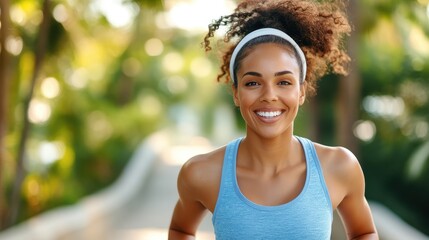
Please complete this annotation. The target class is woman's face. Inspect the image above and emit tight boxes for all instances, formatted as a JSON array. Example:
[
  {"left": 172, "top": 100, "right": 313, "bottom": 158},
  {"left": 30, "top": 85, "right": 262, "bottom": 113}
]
[{"left": 233, "top": 43, "right": 306, "bottom": 139}]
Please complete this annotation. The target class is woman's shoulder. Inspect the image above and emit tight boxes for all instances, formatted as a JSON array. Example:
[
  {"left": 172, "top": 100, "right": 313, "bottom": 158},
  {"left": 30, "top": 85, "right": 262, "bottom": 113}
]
[
  {"left": 312, "top": 141, "right": 366, "bottom": 208},
  {"left": 312, "top": 142, "right": 364, "bottom": 184},
  {"left": 313, "top": 142, "right": 357, "bottom": 164},
  {"left": 182, "top": 144, "right": 225, "bottom": 174},
  {"left": 177, "top": 146, "right": 226, "bottom": 211},
  {"left": 178, "top": 146, "right": 226, "bottom": 191}
]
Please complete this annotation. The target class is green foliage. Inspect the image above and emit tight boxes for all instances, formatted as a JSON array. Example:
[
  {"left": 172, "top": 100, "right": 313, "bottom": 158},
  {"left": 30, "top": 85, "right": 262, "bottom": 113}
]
[
  {"left": 4, "top": 0, "right": 234, "bottom": 226},
  {"left": 3, "top": 0, "right": 429, "bottom": 236},
  {"left": 353, "top": 0, "right": 429, "bottom": 234}
]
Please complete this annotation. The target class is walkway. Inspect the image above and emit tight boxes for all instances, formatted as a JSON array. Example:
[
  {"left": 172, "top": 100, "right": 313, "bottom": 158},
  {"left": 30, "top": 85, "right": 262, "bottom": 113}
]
[{"left": 109, "top": 136, "right": 216, "bottom": 240}]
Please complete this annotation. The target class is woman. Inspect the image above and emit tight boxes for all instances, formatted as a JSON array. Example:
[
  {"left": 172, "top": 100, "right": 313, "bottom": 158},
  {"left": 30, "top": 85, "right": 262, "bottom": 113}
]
[{"left": 169, "top": 0, "right": 378, "bottom": 239}]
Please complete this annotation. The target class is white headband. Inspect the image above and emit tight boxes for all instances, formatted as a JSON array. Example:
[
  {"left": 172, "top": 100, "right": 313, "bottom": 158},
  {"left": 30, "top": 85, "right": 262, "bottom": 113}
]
[{"left": 229, "top": 28, "right": 307, "bottom": 84}]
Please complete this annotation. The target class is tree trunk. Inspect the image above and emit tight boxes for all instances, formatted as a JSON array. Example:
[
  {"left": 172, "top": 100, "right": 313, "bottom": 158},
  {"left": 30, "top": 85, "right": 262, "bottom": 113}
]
[
  {"left": 336, "top": 0, "right": 361, "bottom": 155},
  {"left": 8, "top": 0, "right": 51, "bottom": 226},
  {"left": 307, "top": 98, "right": 321, "bottom": 142},
  {"left": 0, "top": 0, "right": 12, "bottom": 229}
]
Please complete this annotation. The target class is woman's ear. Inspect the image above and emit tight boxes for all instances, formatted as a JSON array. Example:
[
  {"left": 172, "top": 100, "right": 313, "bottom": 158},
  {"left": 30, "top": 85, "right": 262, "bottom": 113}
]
[
  {"left": 232, "top": 85, "right": 240, "bottom": 107},
  {"left": 299, "top": 82, "right": 307, "bottom": 105}
]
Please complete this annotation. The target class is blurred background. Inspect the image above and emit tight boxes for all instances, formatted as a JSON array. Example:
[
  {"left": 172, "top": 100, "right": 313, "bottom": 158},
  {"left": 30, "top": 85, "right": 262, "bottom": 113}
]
[{"left": 0, "top": 0, "right": 428, "bottom": 239}]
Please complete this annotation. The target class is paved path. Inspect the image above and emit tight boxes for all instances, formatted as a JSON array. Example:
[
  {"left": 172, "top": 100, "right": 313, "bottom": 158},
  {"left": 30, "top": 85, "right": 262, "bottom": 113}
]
[{"left": 109, "top": 139, "right": 216, "bottom": 240}]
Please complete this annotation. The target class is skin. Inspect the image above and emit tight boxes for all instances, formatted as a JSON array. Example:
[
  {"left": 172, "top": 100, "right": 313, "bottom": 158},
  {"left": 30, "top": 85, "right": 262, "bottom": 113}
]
[{"left": 169, "top": 43, "right": 378, "bottom": 240}]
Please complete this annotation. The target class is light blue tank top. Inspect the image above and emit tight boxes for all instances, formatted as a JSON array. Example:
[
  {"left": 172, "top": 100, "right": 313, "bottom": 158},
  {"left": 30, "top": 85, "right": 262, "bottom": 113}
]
[{"left": 212, "top": 136, "right": 333, "bottom": 239}]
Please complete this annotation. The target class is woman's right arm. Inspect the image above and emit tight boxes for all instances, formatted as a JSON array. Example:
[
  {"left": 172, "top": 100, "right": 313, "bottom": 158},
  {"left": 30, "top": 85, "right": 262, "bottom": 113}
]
[{"left": 168, "top": 158, "right": 209, "bottom": 239}]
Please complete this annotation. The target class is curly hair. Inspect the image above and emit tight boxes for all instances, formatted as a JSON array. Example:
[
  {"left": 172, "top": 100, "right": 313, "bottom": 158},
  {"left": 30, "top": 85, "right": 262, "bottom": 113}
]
[{"left": 203, "top": 0, "right": 351, "bottom": 96}]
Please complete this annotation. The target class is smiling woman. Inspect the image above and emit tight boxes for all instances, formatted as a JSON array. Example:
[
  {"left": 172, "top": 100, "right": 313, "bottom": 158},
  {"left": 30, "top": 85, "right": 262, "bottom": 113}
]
[
  {"left": 168, "top": 0, "right": 379, "bottom": 239},
  {"left": 232, "top": 43, "right": 304, "bottom": 140}
]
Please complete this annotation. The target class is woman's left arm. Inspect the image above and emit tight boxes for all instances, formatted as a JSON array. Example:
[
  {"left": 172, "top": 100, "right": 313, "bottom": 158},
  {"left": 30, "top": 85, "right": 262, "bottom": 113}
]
[{"left": 336, "top": 149, "right": 378, "bottom": 240}]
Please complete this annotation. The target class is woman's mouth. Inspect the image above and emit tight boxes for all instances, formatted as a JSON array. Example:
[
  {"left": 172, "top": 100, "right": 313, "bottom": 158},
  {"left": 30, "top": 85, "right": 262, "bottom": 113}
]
[{"left": 255, "top": 110, "right": 283, "bottom": 118}]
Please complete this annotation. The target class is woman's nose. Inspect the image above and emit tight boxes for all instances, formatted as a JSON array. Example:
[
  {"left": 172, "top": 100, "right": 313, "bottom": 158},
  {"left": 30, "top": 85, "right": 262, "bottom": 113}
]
[{"left": 259, "top": 85, "right": 278, "bottom": 102}]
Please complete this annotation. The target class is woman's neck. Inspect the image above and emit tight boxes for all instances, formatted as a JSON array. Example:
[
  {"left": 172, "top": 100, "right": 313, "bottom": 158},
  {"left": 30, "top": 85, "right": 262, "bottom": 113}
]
[{"left": 239, "top": 131, "right": 302, "bottom": 173}]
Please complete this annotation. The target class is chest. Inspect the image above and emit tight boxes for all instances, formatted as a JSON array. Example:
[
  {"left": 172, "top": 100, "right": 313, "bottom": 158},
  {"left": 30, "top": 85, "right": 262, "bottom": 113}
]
[
  {"left": 212, "top": 162, "right": 333, "bottom": 240},
  {"left": 236, "top": 162, "right": 307, "bottom": 206},
  {"left": 212, "top": 167, "right": 333, "bottom": 240}
]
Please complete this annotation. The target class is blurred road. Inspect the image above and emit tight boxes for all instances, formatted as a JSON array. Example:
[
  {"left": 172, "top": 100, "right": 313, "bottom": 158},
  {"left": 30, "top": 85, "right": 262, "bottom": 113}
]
[{"left": 109, "top": 137, "right": 216, "bottom": 240}]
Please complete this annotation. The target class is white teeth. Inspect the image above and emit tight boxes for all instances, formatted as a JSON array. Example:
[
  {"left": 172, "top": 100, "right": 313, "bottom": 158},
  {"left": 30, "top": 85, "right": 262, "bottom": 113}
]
[{"left": 256, "top": 111, "right": 282, "bottom": 118}]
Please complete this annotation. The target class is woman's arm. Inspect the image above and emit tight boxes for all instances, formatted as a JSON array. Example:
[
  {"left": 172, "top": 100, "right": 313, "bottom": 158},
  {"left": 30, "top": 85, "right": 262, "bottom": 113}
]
[
  {"left": 338, "top": 195, "right": 378, "bottom": 240},
  {"left": 168, "top": 158, "right": 209, "bottom": 240},
  {"left": 169, "top": 199, "right": 207, "bottom": 239},
  {"left": 336, "top": 149, "right": 378, "bottom": 240}
]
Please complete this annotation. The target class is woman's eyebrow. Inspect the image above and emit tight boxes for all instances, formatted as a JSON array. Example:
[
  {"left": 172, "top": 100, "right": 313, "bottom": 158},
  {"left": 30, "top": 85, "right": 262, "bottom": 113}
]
[
  {"left": 242, "top": 70, "right": 293, "bottom": 77},
  {"left": 242, "top": 70, "right": 293, "bottom": 78},
  {"left": 242, "top": 71, "right": 262, "bottom": 78},
  {"left": 274, "top": 70, "right": 293, "bottom": 76}
]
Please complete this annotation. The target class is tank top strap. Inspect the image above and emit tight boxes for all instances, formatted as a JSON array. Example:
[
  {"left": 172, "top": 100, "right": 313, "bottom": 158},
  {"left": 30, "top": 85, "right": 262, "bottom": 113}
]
[
  {"left": 212, "top": 137, "right": 243, "bottom": 221},
  {"left": 296, "top": 136, "right": 333, "bottom": 213}
]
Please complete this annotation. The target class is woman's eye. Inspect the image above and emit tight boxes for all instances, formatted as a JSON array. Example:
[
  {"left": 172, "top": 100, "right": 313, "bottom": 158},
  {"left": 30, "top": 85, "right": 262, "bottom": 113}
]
[
  {"left": 278, "top": 80, "right": 291, "bottom": 85},
  {"left": 245, "top": 81, "right": 259, "bottom": 86}
]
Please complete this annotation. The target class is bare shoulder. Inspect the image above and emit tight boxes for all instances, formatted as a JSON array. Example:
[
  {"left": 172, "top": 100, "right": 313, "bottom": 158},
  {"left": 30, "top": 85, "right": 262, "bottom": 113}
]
[
  {"left": 313, "top": 142, "right": 366, "bottom": 209},
  {"left": 313, "top": 143, "right": 378, "bottom": 238},
  {"left": 313, "top": 142, "right": 363, "bottom": 182},
  {"left": 179, "top": 146, "right": 225, "bottom": 184},
  {"left": 177, "top": 146, "right": 225, "bottom": 211}
]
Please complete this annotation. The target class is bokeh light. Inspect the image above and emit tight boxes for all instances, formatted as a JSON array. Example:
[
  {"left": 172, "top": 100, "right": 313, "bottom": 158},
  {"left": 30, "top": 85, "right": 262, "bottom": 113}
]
[
  {"left": 28, "top": 99, "right": 51, "bottom": 124},
  {"left": 400, "top": 119, "right": 429, "bottom": 139},
  {"left": 145, "top": 38, "right": 164, "bottom": 56},
  {"left": 38, "top": 141, "right": 65, "bottom": 165},
  {"left": 5, "top": 36, "right": 23, "bottom": 56},
  {"left": 166, "top": 76, "right": 188, "bottom": 95},
  {"left": 90, "top": 0, "right": 138, "bottom": 28},
  {"left": 163, "top": 52, "right": 184, "bottom": 72},
  {"left": 67, "top": 68, "right": 89, "bottom": 89},
  {"left": 363, "top": 95, "right": 405, "bottom": 119},
  {"left": 41, "top": 77, "right": 61, "bottom": 99},
  {"left": 409, "top": 26, "right": 429, "bottom": 56},
  {"left": 10, "top": 5, "right": 26, "bottom": 25},
  {"left": 53, "top": 4, "right": 69, "bottom": 23},
  {"left": 353, "top": 120, "right": 376, "bottom": 142},
  {"left": 415, "top": 121, "right": 429, "bottom": 139},
  {"left": 155, "top": 13, "right": 169, "bottom": 29},
  {"left": 164, "top": 0, "right": 235, "bottom": 31},
  {"left": 190, "top": 57, "right": 212, "bottom": 78}
]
